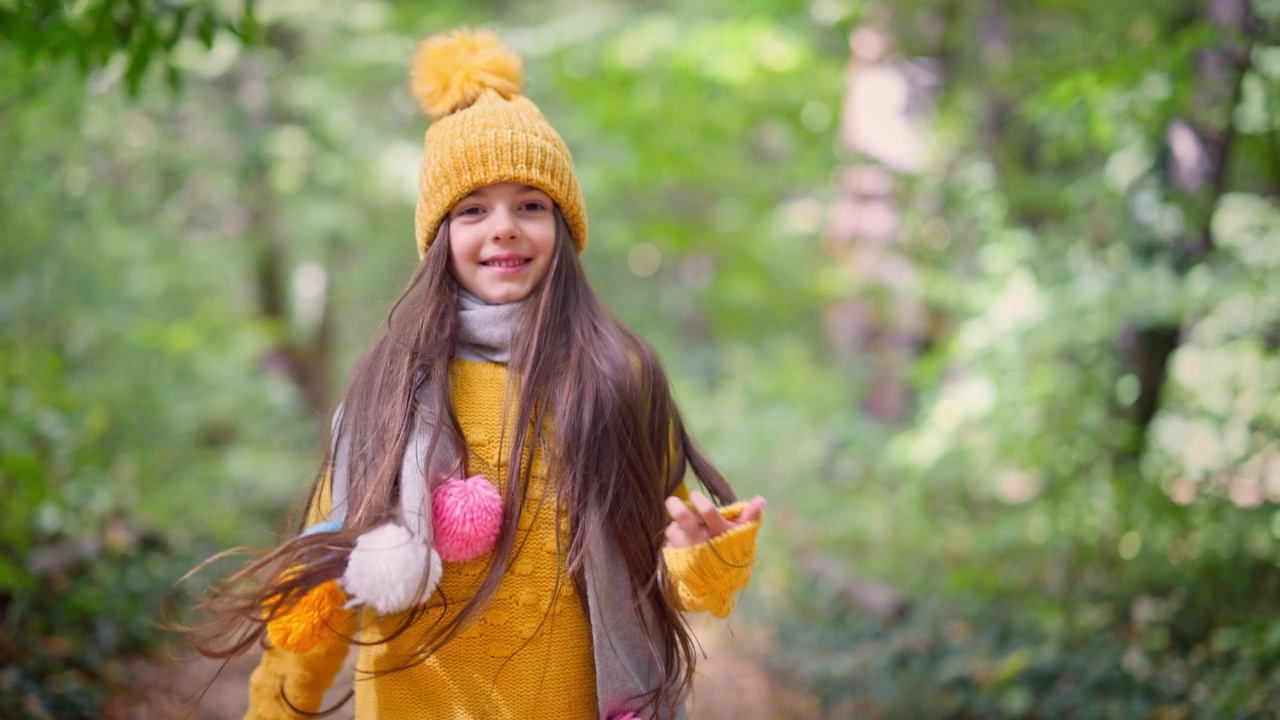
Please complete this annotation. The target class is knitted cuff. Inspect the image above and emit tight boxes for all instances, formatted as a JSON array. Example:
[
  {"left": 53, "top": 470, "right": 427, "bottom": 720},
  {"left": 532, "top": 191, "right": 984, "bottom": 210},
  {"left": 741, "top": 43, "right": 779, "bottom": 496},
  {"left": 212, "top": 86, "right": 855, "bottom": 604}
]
[
  {"left": 663, "top": 501, "right": 761, "bottom": 618},
  {"left": 247, "top": 623, "right": 354, "bottom": 719}
]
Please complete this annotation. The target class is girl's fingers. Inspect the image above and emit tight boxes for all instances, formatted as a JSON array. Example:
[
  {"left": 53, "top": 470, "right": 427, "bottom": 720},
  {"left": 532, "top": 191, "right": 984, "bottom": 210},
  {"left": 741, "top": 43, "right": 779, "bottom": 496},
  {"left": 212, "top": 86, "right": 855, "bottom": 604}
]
[
  {"left": 664, "top": 495, "right": 689, "bottom": 524},
  {"left": 664, "top": 521, "right": 691, "bottom": 548},
  {"left": 665, "top": 518, "right": 704, "bottom": 548},
  {"left": 738, "top": 496, "right": 767, "bottom": 524},
  {"left": 665, "top": 493, "right": 768, "bottom": 547},
  {"left": 664, "top": 496, "right": 707, "bottom": 544},
  {"left": 690, "top": 491, "right": 732, "bottom": 538}
]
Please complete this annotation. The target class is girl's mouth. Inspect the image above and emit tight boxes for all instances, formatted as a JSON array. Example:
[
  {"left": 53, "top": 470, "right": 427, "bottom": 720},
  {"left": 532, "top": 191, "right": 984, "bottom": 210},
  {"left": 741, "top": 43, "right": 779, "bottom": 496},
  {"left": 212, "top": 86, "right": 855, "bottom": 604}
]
[{"left": 482, "top": 257, "right": 531, "bottom": 268}]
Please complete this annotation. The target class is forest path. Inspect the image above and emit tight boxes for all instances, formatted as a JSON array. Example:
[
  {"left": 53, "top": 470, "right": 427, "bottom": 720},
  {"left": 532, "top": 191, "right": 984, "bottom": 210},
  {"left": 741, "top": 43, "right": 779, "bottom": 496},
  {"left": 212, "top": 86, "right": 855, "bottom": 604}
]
[{"left": 112, "top": 614, "right": 794, "bottom": 719}]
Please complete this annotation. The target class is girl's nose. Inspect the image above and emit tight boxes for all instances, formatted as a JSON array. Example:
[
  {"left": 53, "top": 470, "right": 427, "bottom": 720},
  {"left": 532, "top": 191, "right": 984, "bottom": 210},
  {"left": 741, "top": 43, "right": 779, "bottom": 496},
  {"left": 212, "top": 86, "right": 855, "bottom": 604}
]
[{"left": 489, "top": 205, "right": 518, "bottom": 241}]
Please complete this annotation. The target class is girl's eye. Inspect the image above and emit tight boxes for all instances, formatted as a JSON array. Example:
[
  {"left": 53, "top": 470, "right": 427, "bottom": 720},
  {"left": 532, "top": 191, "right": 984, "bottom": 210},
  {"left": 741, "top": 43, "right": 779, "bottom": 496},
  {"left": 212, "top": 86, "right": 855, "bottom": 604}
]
[
  {"left": 454, "top": 206, "right": 484, "bottom": 217},
  {"left": 520, "top": 201, "right": 549, "bottom": 212}
]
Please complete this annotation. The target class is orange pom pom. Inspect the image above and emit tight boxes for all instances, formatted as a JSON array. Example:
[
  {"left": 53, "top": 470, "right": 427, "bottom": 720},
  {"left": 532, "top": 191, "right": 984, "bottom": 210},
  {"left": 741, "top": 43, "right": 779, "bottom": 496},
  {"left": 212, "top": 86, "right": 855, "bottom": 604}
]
[
  {"left": 410, "top": 28, "right": 524, "bottom": 120},
  {"left": 266, "top": 579, "right": 346, "bottom": 653}
]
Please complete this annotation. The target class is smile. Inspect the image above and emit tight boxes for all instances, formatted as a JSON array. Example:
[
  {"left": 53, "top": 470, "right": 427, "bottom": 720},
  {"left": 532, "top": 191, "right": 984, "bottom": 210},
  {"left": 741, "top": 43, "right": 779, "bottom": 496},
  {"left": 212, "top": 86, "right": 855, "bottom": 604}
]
[{"left": 482, "top": 258, "right": 531, "bottom": 268}]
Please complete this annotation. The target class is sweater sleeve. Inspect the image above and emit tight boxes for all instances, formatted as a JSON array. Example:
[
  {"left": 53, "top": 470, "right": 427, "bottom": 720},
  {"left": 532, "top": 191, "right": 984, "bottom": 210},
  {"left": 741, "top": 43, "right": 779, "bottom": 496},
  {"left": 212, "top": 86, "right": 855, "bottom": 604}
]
[
  {"left": 244, "top": 621, "right": 355, "bottom": 719},
  {"left": 244, "top": 470, "right": 356, "bottom": 719},
  {"left": 662, "top": 499, "right": 761, "bottom": 618}
]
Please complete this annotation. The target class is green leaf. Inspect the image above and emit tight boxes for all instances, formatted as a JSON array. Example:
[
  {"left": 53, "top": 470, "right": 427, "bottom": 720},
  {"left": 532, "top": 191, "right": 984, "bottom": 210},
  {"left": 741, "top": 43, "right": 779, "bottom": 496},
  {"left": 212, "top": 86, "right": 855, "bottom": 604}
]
[{"left": 196, "top": 11, "right": 215, "bottom": 48}]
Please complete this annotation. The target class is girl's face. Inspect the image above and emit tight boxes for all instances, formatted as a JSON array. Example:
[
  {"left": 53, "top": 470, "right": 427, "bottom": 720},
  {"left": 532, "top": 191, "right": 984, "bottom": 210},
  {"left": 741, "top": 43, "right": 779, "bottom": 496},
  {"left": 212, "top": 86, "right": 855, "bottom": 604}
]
[{"left": 447, "top": 182, "right": 557, "bottom": 304}]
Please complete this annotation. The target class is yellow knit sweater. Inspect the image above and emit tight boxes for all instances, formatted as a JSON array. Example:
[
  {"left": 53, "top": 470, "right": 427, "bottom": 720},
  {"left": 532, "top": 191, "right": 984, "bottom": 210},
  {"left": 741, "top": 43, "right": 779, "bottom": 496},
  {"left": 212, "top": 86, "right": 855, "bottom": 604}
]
[{"left": 245, "top": 360, "right": 760, "bottom": 719}]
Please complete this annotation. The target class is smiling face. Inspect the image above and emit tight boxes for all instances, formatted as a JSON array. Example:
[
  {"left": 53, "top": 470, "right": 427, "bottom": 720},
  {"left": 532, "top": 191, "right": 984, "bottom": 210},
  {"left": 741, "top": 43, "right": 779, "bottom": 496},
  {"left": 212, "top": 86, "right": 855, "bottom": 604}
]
[{"left": 446, "top": 182, "right": 558, "bottom": 304}]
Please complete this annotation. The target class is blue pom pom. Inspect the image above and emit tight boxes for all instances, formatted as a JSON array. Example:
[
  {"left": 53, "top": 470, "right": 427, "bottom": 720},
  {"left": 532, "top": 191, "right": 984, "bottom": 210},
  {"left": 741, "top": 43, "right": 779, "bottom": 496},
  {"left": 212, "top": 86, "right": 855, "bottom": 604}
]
[{"left": 302, "top": 520, "right": 343, "bottom": 537}]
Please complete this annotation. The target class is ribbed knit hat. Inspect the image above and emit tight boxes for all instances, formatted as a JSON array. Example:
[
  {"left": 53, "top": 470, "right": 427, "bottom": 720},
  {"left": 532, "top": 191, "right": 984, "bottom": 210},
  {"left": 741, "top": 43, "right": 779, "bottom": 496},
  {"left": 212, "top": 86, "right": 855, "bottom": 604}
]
[{"left": 410, "top": 29, "right": 587, "bottom": 257}]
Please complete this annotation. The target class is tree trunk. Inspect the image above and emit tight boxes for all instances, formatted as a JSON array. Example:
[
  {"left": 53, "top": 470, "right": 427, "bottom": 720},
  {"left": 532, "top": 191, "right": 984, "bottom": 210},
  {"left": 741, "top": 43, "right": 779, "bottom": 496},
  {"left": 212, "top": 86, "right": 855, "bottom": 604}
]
[
  {"left": 232, "top": 39, "right": 334, "bottom": 428},
  {"left": 823, "top": 18, "right": 933, "bottom": 424},
  {"left": 1112, "top": 0, "right": 1252, "bottom": 471}
]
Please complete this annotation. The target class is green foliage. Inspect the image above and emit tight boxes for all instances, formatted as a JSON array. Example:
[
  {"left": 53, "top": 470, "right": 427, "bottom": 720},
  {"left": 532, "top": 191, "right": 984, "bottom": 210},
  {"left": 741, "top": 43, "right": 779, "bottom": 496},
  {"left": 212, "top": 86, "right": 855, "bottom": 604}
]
[
  {"left": 1, "top": 0, "right": 261, "bottom": 95},
  {"left": 0, "top": 531, "right": 195, "bottom": 718},
  {"left": 0, "top": 37, "right": 314, "bottom": 716},
  {"left": 2, "top": 0, "right": 1278, "bottom": 716},
  {"left": 742, "top": 1, "right": 1280, "bottom": 716},
  {"left": 769, "top": 583, "right": 1280, "bottom": 719}
]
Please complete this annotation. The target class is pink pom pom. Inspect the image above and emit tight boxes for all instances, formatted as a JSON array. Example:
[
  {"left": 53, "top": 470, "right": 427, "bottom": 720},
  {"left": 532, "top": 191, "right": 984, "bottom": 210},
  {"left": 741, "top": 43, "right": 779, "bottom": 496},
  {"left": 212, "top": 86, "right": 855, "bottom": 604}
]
[
  {"left": 602, "top": 698, "right": 643, "bottom": 720},
  {"left": 432, "top": 475, "right": 503, "bottom": 562}
]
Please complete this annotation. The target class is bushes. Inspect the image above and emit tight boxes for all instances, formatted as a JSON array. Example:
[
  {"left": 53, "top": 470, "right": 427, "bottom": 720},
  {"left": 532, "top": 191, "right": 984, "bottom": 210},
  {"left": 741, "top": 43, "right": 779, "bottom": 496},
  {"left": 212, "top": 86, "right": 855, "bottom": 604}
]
[
  {"left": 0, "top": 515, "right": 194, "bottom": 718},
  {"left": 769, "top": 554, "right": 1280, "bottom": 719}
]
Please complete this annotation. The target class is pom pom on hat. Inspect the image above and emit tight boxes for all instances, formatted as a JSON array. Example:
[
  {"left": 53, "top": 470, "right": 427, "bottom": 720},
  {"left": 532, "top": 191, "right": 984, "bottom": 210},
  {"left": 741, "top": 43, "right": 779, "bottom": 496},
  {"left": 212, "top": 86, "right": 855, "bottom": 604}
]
[
  {"left": 432, "top": 475, "right": 503, "bottom": 563},
  {"left": 410, "top": 29, "right": 523, "bottom": 120},
  {"left": 341, "top": 522, "right": 443, "bottom": 615},
  {"left": 266, "top": 579, "right": 347, "bottom": 653}
]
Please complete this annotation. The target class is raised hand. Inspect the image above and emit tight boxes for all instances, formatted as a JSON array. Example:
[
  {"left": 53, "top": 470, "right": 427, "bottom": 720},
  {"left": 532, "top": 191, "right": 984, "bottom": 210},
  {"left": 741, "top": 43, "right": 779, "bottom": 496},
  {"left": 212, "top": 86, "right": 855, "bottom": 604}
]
[{"left": 663, "top": 490, "right": 766, "bottom": 549}]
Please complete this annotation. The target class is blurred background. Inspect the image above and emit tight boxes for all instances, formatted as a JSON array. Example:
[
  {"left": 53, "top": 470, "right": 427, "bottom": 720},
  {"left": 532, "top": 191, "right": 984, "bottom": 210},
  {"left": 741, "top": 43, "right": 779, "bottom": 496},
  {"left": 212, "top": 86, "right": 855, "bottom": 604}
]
[{"left": 3, "top": 0, "right": 1279, "bottom": 717}]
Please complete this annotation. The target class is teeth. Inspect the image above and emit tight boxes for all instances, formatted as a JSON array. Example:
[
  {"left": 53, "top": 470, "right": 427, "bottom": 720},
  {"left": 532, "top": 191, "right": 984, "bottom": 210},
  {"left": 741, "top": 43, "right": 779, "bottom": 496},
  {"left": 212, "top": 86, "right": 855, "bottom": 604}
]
[{"left": 486, "top": 259, "right": 525, "bottom": 267}]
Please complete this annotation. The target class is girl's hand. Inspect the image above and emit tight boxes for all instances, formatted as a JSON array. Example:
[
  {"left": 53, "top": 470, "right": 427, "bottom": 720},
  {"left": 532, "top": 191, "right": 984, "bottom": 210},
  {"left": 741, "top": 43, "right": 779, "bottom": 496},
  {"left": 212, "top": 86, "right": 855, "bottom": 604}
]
[{"left": 663, "top": 491, "right": 766, "bottom": 549}]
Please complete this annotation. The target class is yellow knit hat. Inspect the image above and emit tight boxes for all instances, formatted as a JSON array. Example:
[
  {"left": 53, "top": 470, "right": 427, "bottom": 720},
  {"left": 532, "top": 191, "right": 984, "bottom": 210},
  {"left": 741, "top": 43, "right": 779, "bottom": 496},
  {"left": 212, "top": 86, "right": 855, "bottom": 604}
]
[{"left": 410, "top": 29, "right": 587, "bottom": 257}]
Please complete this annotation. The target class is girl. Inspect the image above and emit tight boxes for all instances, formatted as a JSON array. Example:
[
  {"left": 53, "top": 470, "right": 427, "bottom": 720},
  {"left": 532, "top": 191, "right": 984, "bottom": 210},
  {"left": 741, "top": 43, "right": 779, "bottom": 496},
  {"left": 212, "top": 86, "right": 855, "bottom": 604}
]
[{"left": 198, "top": 28, "right": 764, "bottom": 720}]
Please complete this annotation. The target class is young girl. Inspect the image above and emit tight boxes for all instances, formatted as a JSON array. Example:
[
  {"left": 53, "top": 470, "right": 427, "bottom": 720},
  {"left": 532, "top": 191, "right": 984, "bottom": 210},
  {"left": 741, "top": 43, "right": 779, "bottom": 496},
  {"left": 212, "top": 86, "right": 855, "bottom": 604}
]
[{"left": 200, "top": 28, "right": 764, "bottom": 720}]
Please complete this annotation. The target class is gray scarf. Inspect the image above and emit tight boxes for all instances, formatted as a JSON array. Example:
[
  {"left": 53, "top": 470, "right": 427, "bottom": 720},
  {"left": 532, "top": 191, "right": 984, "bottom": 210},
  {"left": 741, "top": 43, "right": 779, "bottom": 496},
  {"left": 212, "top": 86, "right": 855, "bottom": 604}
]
[{"left": 328, "top": 287, "right": 685, "bottom": 719}]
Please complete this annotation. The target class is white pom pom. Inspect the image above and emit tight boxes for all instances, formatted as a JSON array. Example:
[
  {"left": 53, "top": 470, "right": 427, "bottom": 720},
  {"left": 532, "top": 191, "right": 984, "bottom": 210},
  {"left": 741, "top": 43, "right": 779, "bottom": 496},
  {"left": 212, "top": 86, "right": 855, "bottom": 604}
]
[{"left": 341, "top": 523, "right": 443, "bottom": 615}]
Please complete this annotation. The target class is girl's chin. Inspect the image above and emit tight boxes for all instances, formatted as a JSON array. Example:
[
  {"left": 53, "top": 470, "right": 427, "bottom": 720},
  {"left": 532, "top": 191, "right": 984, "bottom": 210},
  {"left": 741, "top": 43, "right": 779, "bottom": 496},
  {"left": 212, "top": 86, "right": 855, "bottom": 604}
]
[{"left": 474, "top": 286, "right": 533, "bottom": 304}]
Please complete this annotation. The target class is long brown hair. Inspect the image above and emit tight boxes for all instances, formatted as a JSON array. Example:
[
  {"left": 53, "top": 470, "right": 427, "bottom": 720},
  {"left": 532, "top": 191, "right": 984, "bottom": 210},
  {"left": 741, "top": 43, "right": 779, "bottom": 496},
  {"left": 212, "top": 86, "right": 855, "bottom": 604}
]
[{"left": 191, "top": 209, "right": 735, "bottom": 715}]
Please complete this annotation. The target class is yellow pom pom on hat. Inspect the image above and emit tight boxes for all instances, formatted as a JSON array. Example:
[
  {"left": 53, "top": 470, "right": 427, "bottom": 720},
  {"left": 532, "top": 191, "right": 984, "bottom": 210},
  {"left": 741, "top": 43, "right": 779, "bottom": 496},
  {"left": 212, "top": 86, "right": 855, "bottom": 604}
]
[{"left": 410, "top": 28, "right": 587, "bottom": 257}]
